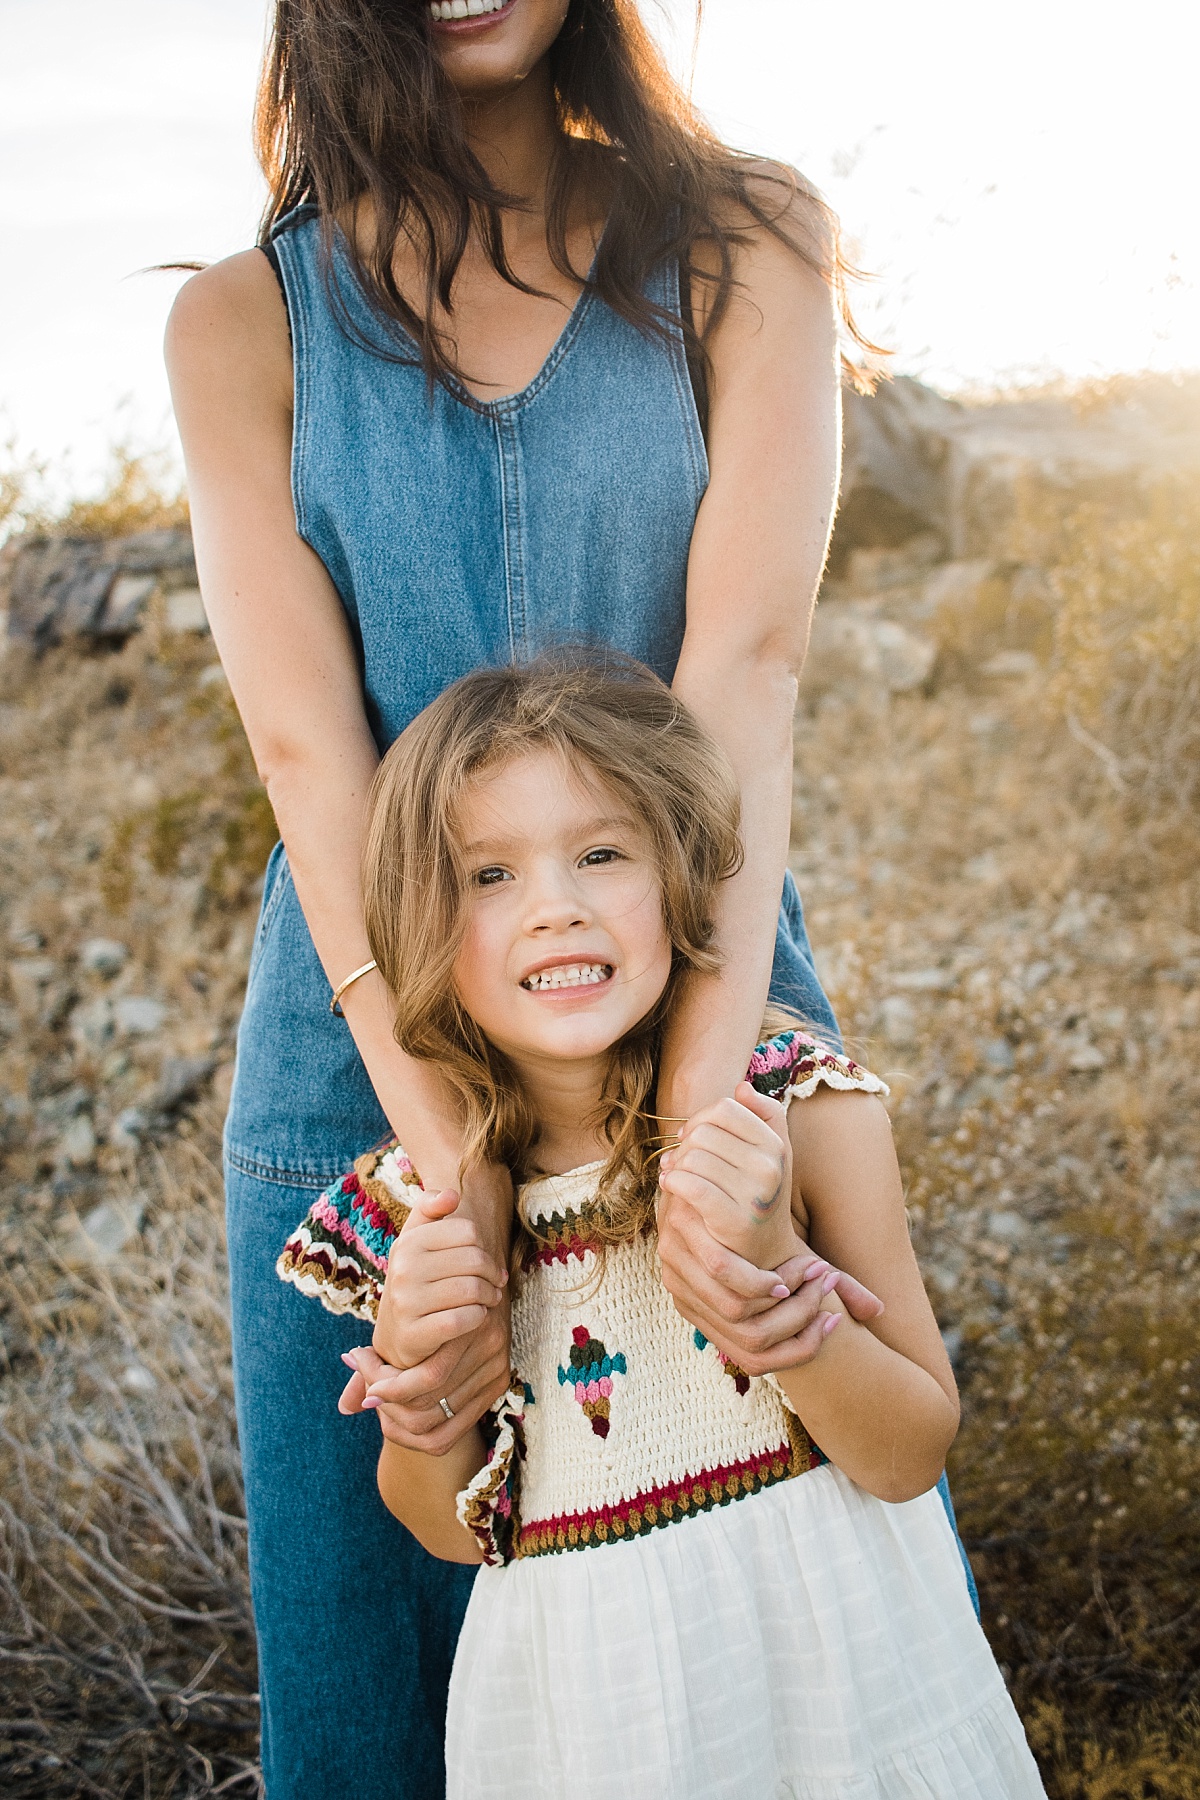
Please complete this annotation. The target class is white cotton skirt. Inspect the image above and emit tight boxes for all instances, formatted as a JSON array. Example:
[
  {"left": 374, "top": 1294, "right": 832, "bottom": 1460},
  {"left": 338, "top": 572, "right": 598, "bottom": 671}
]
[{"left": 445, "top": 1464, "right": 1045, "bottom": 1800}]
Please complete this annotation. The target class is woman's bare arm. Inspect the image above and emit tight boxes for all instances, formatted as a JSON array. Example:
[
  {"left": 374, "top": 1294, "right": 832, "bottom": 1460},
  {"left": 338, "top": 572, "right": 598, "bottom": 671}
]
[
  {"left": 165, "top": 252, "right": 510, "bottom": 1414},
  {"left": 774, "top": 1091, "right": 959, "bottom": 1502},
  {"left": 655, "top": 188, "right": 845, "bottom": 1358},
  {"left": 661, "top": 193, "right": 841, "bottom": 1122}
]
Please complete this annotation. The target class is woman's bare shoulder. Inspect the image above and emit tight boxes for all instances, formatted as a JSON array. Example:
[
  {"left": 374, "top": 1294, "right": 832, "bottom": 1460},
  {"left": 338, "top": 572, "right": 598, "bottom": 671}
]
[{"left": 165, "top": 249, "right": 291, "bottom": 405}]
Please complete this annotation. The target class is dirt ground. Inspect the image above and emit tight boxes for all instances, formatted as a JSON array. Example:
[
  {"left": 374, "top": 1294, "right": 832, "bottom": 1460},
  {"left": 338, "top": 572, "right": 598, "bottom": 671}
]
[{"left": 0, "top": 520, "right": 1197, "bottom": 1794}]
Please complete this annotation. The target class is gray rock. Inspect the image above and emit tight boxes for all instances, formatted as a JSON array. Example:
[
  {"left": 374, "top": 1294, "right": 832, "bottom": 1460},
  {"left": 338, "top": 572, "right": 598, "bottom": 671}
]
[
  {"left": 1065, "top": 1037, "right": 1106, "bottom": 1072},
  {"left": 197, "top": 662, "right": 229, "bottom": 690},
  {"left": 70, "top": 997, "right": 115, "bottom": 1056},
  {"left": 113, "top": 996, "right": 166, "bottom": 1037},
  {"left": 80, "top": 937, "right": 128, "bottom": 979},
  {"left": 57, "top": 1114, "right": 96, "bottom": 1169},
  {"left": 165, "top": 586, "right": 208, "bottom": 633},
  {"left": 987, "top": 1210, "right": 1028, "bottom": 1244},
  {"left": 110, "top": 1107, "right": 148, "bottom": 1151},
  {"left": 940, "top": 1326, "right": 965, "bottom": 1367},
  {"left": 150, "top": 1054, "right": 216, "bottom": 1113},
  {"left": 2, "top": 528, "right": 196, "bottom": 649},
  {"left": 120, "top": 1363, "right": 157, "bottom": 1395},
  {"left": 979, "top": 1037, "right": 1015, "bottom": 1074},
  {"left": 805, "top": 607, "right": 936, "bottom": 701},
  {"left": 72, "top": 1199, "right": 144, "bottom": 1261}
]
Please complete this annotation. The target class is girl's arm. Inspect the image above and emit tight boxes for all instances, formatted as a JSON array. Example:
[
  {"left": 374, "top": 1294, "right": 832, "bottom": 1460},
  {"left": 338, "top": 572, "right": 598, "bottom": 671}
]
[
  {"left": 165, "top": 253, "right": 511, "bottom": 1404},
  {"left": 774, "top": 1090, "right": 959, "bottom": 1502},
  {"left": 376, "top": 1432, "right": 485, "bottom": 1564},
  {"left": 661, "top": 188, "right": 841, "bottom": 1122},
  {"left": 660, "top": 1086, "right": 957, "bottom": 1503}
]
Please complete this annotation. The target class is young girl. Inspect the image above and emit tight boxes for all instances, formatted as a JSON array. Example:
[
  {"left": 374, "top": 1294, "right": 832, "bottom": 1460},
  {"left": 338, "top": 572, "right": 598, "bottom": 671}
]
[{"left": 279, "top": 657, "right": 1045, "bottom": 1800}]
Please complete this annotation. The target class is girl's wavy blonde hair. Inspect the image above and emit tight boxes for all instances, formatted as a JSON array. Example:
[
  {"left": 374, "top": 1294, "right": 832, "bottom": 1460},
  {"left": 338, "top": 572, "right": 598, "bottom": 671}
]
[{"left": 361, "top": 652, "right": 741, "bottom": 1244}]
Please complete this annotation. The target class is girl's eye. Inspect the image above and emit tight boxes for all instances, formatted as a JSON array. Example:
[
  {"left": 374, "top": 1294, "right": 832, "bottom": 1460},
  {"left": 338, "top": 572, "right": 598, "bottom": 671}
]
[
  {"left": 474, "top": 866, "right": 512, "bottom": 887},
  {"left": 579, "top": 847, "right": 624, "bottom": 868}
]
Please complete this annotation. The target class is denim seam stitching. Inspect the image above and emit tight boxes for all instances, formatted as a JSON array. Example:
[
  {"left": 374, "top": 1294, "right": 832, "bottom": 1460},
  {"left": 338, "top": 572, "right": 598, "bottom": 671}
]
[
  {"left": 225, "top": 1146, "right": 340, "bottom": 1190},
  {"left": 662, "top": 256, "right": 710, "bottom": 499},
  {"left": 246, "top": 855, "right": 293, "bottom": 984},
  {"left": 275, "top": 232, "right": 312, "bottom": 542},
  {"left": 495, "top": 415, "right": 526, "bottom": 655}
]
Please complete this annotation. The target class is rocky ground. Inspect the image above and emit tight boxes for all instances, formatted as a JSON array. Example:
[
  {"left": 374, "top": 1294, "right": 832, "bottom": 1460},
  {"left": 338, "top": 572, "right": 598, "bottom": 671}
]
[{"left": 0, "top": 443, "right": 1198, "bottom": 1795}]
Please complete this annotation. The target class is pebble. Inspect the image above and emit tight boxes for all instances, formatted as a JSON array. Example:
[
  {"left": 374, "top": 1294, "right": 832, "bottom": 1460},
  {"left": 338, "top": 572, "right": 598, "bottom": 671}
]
[
  {"left": 80, "top": 937, "right": 128, "bottom": 979},
  {"left": 979, "top": 1037, "right": 1015, "bottom": 1074},
  {"left": 70, "top": 997, "right": 114, "bottom": 1056},
  {"left": 57, "top": 1114, "right": 96, "bottom": 1169},
  {"left": 151, "top": 1055, "right": 216, "bottom": 1112},
  {"left": 113, "top": 996, "right": 167, "bottom": 1037},
  {"left": 76, "top": 1199, "right": 144, "bottom": 1260},
  {"left": 987, "top": 1210, "right": 1028, "bottom": 1244}
]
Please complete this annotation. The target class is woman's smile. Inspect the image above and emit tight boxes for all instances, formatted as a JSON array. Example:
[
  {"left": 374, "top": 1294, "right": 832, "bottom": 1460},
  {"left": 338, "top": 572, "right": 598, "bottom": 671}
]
[{"left": 429, "top": 0, "right": 516, "bottom": 24}]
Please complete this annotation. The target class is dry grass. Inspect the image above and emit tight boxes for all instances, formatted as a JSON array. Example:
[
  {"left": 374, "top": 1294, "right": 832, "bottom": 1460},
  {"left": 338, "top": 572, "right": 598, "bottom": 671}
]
[{"left": 0, "top": 457, "right": 1197, "bottom": 1794}]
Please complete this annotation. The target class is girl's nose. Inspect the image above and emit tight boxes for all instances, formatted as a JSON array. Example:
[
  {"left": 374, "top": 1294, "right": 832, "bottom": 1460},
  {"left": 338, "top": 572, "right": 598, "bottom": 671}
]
[{"left": 524, "top": 864, "right": 590, "bottom": 934}]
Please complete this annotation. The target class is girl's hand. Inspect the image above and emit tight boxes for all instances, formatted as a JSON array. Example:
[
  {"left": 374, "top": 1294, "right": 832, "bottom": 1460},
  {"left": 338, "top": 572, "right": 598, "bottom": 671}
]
[
  {"left": 374, "top": 1187, "right": 508, "bottom": 1369},
  {"left": 658, "top": 1083, "right": 797, "bottom": 1269}
]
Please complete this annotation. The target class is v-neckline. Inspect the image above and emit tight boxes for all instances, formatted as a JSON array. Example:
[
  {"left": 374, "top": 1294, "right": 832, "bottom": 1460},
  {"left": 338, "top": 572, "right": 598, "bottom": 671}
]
[
  {"left": 329, "top": 215, "right": 608, "bottom": 418},
  {"left": 443, "top": 231, "right": 607, "bottom": 417}
]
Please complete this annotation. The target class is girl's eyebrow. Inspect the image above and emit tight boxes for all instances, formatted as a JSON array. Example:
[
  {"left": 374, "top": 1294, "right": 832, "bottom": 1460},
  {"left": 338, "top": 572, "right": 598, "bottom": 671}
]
[{"left": 460, "top": 814, "right": 639, "bottom": 856}]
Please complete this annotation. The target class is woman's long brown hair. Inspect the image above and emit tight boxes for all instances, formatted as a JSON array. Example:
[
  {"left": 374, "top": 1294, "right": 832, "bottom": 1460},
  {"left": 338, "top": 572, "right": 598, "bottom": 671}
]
[
  {"left": 361, "top": 653, "right": 742, "bottom": 1244},
  {"left": 255, "top": 0, "right": 876, "bottom": 392}
]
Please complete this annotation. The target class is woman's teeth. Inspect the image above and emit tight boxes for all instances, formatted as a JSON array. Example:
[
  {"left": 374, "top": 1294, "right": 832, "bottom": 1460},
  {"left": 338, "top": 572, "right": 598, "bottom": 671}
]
[
  {"left": 522, "top": 964, "right": 612, "bottom": 991},
  {"left": 429, "top": 0, "right": 507, "bottom": 19}
]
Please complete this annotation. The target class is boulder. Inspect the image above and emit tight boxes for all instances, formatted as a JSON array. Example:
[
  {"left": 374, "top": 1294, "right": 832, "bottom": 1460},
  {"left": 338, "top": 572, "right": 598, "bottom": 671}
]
[
  {"left": 1, "top": 528, "right": 197, "bottom": 650},
  {"left": 836, "top": 373, "right": 1200, "bottom": 565}
]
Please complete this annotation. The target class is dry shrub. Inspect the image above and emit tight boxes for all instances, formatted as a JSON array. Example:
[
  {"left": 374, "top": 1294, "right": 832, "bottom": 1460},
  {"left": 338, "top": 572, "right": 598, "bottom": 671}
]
[
  {"left": 1043, "top": 480, "right": 1200, "bottom": 819},
  {"left": 0, "top": 1111, "right": 260, "bottom": 1797},
  {"left": 0, "top": 443, "right": 188, "bottom": 548}
]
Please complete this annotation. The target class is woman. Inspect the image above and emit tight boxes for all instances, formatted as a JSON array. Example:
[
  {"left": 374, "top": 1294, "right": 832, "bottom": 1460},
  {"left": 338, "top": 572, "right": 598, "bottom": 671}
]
[{"left": 166, "top": 4, "right": 958, "bottom": 1796}]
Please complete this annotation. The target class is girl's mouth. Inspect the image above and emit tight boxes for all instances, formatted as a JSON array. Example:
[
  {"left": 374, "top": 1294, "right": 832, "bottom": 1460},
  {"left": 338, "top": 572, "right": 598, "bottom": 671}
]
[
  {"left": 429, "top": 0, "right": 516, "bottom": 25},
  {"left": 520, "top": 963, "right": 613, "bottom": 992}
]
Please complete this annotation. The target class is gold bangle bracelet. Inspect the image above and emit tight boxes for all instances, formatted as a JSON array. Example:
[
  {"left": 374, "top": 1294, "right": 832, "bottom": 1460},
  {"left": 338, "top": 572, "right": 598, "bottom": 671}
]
[{"left": 329, "top": 959, "right": 378, "bottom": 1016}]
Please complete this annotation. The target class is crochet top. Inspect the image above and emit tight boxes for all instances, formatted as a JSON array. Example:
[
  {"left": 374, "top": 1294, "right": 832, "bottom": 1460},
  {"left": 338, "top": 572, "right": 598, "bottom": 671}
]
[{"left": 277, "top": 1030, "right": 887, "bottom": 1566}]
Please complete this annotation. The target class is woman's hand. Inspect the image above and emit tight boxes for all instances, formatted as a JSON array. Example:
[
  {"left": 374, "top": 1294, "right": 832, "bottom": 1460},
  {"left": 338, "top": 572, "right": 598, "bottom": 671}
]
[{"left": 337, "top": 1186, "right": 512, "bottom": 1453}]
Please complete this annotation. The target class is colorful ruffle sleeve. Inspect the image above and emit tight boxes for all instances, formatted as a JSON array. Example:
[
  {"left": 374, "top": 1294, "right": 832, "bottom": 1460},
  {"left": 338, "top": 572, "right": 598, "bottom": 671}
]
[
  {"left": 455, "top": 1378, "right": 528, "bottom": 1566},
  {"left": 275, "top": 1140, "right": 422, "bottom": 1323}
]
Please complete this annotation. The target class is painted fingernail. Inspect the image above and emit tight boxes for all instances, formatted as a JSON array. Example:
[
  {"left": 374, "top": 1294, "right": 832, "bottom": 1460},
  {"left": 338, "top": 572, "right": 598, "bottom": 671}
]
[
  {"left": 822, "top": 1312, "right": 840, "bottom": 1336},
  {"left": 340, "top": 1352, "right": 358, "bottom": 1369},
  {"left": 822, "top": 1271, "right": 839, "bottom": 1295},
  {"left": 771, "top": 1282, "right": 791, "bottom": 1299},
  {"left": 361, "top": 1395, "right": 380, "bottom": 1409}
]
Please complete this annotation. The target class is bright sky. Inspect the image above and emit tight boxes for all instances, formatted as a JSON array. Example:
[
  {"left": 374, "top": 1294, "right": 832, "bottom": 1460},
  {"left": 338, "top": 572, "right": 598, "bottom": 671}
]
[{"left": 1, "top": 0, "right": 1197, "bottom": 489}]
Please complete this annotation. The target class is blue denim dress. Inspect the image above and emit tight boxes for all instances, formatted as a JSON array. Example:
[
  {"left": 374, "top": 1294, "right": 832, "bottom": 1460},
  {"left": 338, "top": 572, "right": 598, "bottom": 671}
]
[{"left": 225, "top": 208, "right": 971, "bottom": 1800}]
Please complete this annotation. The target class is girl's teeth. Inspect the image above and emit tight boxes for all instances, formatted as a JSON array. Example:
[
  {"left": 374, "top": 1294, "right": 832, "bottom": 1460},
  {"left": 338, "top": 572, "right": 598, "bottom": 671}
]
[{"left": 523, "top": 964, "right": 611, "bottom": 991}]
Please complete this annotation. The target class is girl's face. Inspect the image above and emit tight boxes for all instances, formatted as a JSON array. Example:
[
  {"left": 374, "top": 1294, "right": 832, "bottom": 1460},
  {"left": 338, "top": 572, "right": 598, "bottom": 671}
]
[
  {"left": 451, "top": 748, "right": 674, "bottom": 1071},
  {"left": 425, "top": 0, "right": 571, "bottom": 100}
]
